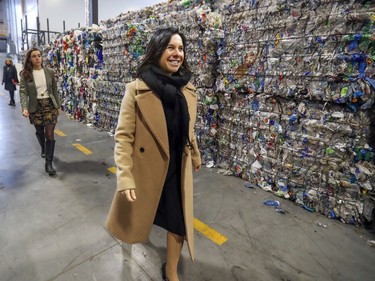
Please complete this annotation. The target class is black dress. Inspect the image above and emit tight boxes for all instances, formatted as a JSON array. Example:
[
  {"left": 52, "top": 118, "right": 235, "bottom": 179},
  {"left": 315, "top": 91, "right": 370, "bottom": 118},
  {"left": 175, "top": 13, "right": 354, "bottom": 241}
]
[{"left": 153, "top": 101, "right": 186, "bottom": 236}]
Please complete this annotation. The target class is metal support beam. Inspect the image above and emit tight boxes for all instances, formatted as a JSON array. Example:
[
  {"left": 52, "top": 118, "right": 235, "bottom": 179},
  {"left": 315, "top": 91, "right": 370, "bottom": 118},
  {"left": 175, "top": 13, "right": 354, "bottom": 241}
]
[
  {"left": 25, "top": 14, "right": 29, "bottom": 50},
  {"left": 47, "top": 18, "right": 50, "bottom": 43},
  {"left": 21, "top": 15, "right": 61, "bottom": 50},
  {"left": 37, "top": 16, "right": 41, "bottom": 46},
  {"left": 90, "top": 0, "right": 98, "bottom": 25},
  {"left": 86, "top": 0, "right": 98, "bottom": 26}
]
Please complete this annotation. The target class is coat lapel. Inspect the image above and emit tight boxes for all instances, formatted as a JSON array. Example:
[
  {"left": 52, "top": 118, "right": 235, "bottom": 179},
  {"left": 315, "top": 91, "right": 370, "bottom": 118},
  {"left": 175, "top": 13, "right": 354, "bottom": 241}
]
[
  {"left": 134, "top": 79, "right": 169, "bottom": 157},
  {"left": 133, "top": 80, "right": 196, "bottom": 163},
  {"left": 43, "top": 69, "right": 52, "bottom": 92}
]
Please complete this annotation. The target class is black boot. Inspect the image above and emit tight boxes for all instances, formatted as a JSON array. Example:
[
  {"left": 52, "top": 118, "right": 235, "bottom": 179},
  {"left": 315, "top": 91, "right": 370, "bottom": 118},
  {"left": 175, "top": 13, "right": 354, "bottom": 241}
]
[
  {"left": 9, "top": 92, "right": 15, "bottom": 106},
  {"left": 45, "top": 140, "right": 56, "bottom": 177},
  {"left": 35, "top": 132, "right": 46, "bottom": 158}
]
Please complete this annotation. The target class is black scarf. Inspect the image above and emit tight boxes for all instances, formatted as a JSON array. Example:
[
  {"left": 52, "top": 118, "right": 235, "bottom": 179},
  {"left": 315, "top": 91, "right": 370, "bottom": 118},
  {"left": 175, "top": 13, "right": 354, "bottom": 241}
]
[{"left": 140, "top": 65, "right": 192, "bottom": 149}]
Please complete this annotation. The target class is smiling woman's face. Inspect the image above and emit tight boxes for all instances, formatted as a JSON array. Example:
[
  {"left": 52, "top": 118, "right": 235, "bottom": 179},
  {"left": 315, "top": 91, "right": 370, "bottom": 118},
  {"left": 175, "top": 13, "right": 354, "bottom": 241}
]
[{"left": 158, "top": 34, "right": 184, "bottom": 74}]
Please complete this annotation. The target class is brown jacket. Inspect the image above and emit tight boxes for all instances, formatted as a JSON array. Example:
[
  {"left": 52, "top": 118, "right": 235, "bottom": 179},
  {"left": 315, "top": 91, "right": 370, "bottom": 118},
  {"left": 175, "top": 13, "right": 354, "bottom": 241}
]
[{"left": 105, "top": 78, "right": 201, "bottom": 261}]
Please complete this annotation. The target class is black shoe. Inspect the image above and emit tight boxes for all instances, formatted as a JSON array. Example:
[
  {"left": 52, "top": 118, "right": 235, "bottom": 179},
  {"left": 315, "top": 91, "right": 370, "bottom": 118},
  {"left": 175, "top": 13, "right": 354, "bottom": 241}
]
[
  {"left": 161, "top": 263, "right": 169, "bottom": 281},
  {"left": 45, "top": 162, "right": 57, "bottom": 177}
]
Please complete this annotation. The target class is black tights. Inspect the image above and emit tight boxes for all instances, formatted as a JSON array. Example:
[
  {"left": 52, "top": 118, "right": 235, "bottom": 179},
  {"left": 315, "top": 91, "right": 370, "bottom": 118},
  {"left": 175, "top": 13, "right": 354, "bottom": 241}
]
[
  {"left": 35, "top": 124, "right": 56, "bottom": 140},
  {"left": 9, "top": 91, "right": 15, "bottom": 101}
]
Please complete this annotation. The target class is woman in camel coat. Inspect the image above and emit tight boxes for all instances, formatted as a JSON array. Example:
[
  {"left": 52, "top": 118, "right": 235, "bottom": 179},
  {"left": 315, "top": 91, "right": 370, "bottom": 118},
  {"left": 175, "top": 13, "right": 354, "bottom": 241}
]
[{"left": 106, "top": 27, "right": 201, "bottom": 281}]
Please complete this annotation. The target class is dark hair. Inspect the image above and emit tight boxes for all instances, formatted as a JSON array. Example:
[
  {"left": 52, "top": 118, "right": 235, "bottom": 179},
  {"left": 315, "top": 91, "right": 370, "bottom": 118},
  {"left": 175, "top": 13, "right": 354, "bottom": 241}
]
[
  {"left": 20, "top": 47, "right": 43, "bottom": 82},
  {"left": 136, "top": 27, "right": 190, "bottom": 77}
]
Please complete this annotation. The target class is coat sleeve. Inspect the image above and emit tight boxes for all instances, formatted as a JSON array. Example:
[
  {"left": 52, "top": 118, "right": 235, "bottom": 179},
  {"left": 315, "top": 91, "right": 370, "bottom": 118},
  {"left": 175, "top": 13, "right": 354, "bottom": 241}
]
[
  {"left": 13, "top": 66, "right": 19, "bottom": 83},
  {"left": 190, "top": 134, "right": 201, "bottom": 169},
  {"left": 19, "top": 76, "right": 28, "bottom": 111},
  {"left": 114, "top": 82, "right": 137, "bottom": 192},
  {"left": 187, "top": 85, "right": 202, "bottom": 169}
]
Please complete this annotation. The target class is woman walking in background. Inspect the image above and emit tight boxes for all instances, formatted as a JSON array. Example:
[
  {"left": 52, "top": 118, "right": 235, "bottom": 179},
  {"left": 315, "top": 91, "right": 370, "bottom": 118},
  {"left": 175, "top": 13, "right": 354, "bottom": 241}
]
[
  {"left": 19, "top": 47, "right": 61, "bottom": 177},
  {"left": 2, "top": 58, "right": 19, "bottom": 106},
  {"left": 106, "top": 27, "right": 201, "bottom": 281}
]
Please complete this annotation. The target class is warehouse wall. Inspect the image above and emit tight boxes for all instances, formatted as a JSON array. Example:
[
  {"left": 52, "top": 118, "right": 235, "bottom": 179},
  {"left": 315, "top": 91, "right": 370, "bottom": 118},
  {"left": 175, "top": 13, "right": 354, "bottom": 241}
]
[{"left": 43, "top": 0, "right": 375, "bottom": 225}]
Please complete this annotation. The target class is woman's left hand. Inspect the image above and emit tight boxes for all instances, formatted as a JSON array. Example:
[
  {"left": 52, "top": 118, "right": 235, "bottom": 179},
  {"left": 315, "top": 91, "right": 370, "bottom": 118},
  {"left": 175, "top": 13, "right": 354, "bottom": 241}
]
[
  {"left": 22, "top": 109, "right": 29, "bottom": 117},
  {"left": 194, "top": 165, "right": 201, "bottom": 171}
]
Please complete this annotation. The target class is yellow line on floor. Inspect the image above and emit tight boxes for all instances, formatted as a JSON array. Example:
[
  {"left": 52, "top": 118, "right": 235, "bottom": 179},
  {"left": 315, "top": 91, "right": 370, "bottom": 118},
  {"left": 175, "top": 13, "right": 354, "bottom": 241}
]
[
  {"left": 107, "top": 166, "right": 228, "bottom": 246},
  {"left": 72, "top": 143, "right": 92, "bottom": 155},
  {"left": 55, "top": 129, "right": 66, "bottom": 136},
  {"left": 107, "top": 167, "right": 117, "bottom": 174},
  {"left": 194, "top": 218, "right": 228, "bottom": 246}
]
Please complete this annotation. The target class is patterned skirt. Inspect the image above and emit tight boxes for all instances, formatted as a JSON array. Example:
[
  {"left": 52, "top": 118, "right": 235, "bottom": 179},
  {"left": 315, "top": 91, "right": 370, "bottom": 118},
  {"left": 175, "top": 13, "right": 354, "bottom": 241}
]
[{"left": 29, "top": 98, "right": 59, "bottom": 125}]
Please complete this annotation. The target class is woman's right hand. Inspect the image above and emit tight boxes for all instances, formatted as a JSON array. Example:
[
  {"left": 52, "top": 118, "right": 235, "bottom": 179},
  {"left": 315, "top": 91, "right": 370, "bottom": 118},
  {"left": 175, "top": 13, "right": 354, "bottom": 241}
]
[
  {"left": 121, "top": 189, "right": 137, "bottom": 202},
  {"left": 22, "top": 109, "right": 29, "bottom": 117}
]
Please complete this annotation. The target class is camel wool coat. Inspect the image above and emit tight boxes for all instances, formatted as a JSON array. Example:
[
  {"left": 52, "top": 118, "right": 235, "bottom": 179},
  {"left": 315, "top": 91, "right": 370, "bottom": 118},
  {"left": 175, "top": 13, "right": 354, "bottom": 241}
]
[{"left": 105, "top": 78, "right": 201, "bottom": 261}]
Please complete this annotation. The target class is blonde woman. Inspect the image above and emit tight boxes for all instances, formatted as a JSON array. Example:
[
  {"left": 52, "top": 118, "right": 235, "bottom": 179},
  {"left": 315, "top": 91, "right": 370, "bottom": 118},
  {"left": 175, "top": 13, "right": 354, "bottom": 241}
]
[{"left": 2, "top": 58, "right": 19, "bottom": 106}]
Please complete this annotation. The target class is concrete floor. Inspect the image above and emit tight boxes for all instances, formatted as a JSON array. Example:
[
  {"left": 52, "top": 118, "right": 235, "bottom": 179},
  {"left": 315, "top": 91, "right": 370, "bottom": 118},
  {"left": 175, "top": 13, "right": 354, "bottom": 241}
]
[{"left": 0, "top": 53, "right": 375, "bottom": 281}]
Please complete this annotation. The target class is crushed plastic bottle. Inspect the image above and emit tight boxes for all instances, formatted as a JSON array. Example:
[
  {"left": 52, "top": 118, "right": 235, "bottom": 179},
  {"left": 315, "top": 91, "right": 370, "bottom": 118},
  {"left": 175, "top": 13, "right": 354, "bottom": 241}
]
[
  {"left": 263, "top": 200, "right": 280, "bottom": 206},
  {"left": 275, "top": 206, "right": 285, "bottom": 214},
  {"left": 316, "top": 222, "right": 327, "bottom": 228},
  {"left": 328, "top": 210, "right": 337, "bottom": 219},
  {"left": 244, "top": 181, "right": 256, "bottom": 188},
  {"left": 300, "top": 204, "right": 315, "bottom": 212}
]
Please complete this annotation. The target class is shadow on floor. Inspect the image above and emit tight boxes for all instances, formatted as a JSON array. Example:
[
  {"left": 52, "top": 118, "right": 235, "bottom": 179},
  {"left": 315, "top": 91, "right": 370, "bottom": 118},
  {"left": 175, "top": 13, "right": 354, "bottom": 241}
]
[{"left": 54, "top": 158, "right": 114, "bottom": 179}]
